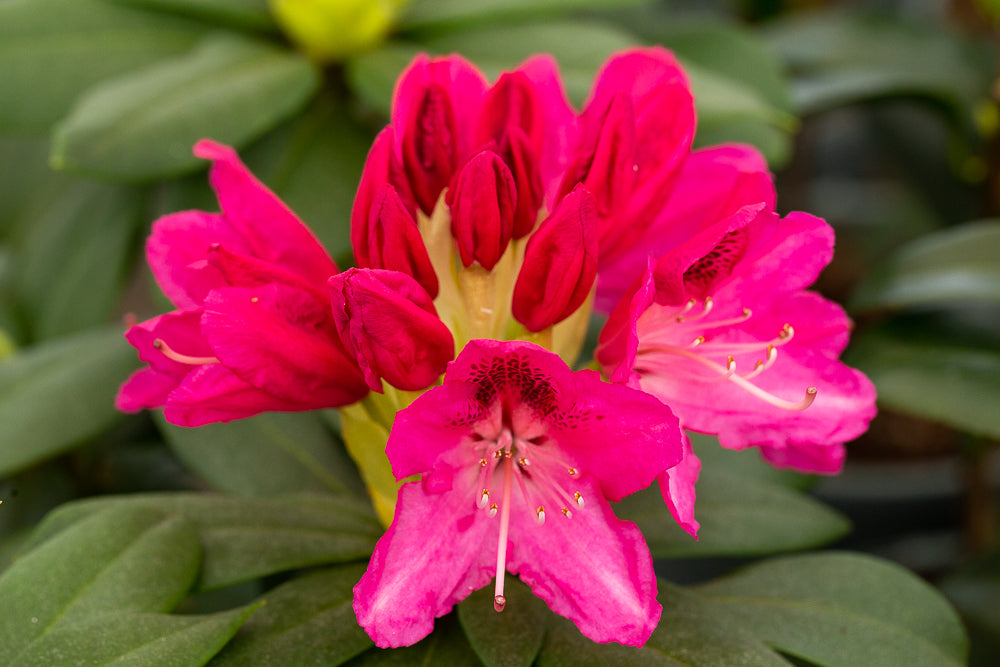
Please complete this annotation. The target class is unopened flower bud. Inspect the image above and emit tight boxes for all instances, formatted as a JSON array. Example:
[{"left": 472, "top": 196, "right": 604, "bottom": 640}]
[
  {"left": 512, "top": 186, "right": 598, "bottom": 332},
  {"left": 447, "top": 150, "right": 516, "bottom": 271},
  {"left": 330, "top": 268, "right": 453, "bottom": 392}
]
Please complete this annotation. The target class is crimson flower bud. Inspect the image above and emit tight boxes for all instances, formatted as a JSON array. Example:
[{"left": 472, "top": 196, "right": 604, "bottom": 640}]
[
  {"left": 512, "top": 186, "right": 598, "bottom": 331},
  {"left": 361, "top": 183, "right": 439, "bottom": 298},
  {"left": 402, "top": 83, "right": 459, "bottom": 214},
  {"left": 330, "top": 268, "right": 454, "bottom": 392},
  {"left": 352, "top": 127, "right": 415, "bottom": 268},
  {"left": 446, "top": 150, "right": 516, "bottom": 270}
]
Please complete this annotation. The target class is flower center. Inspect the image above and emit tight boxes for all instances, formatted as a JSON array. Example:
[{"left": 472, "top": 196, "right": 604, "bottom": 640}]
[
  {"left": 471, "top": 427, "right": 584, "bottom": 613},
  {"left": 636, "top": 297, "right": 817, "bottom": 411}
]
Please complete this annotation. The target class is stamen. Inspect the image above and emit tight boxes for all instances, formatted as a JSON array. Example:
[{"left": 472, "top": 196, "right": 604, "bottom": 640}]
[
  {"left": 478, "top": 489, "right": 490, "bottom": 509},
  {"left": 489, "top": 503, "right": 498, "bottom": 518},
  {"left": 677, "top": 297, "right": 713, "bottom": 323},
  {"left": 536, "top": 506, "right": 546, "bottom": 525},
  {"left": 561, "top": 507, "right": 572, "bottom": 518},
  {"left": 567, "top": 467, "right": 577, "bottom": 476},
  {"left": 518, "top": 457, "right": 530, "bottom": 467},
  {"left": 574, "top": 491, "right": 584, "bottom": 508},
  {"left": 494, "top": 595, "right": 506, "bottom": 612},
  {"left": 689, "top": 336, "right": 705, "bottom": 348},
  {"left": 153, "top": 339, "right": 218, "bottom": 365}
]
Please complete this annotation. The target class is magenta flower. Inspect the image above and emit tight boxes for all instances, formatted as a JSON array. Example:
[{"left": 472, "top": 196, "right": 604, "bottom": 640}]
[
  {"left": 116, "top": 140, "right": 368, "bottom": 426},
  {"left": 354, "top": 339, "right": 682, "bottom": 647},
  {"left": 597, "top": 144, "right": 877, "bottom": 476}
]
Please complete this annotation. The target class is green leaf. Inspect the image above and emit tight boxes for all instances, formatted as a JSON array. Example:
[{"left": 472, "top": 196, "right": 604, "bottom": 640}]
[
  {"left": 615, "top": 439, "right": 847, "bottom": 558},
  {"left": 763, "top": 9, "right": 991, "bottom": 118},
  {"left": 25, "top": 493, "right": 381, "bottom": 591},
  {"left": 212, "top": 565, "right": 372, "bottom": 665},
  {"left": 458, "top": 577, "right": 549, "bottom": 667},
  {"left": 0, "top": 328, "right": 139, "bottom": 476},
  {"left": 347, "top": 614, "right": 481, "bottom": 666},
  {"left": 0, "top": 505, "right": 200, "bottom": 664},
  {"left": 106, "top": 0, "right": 275, "bottom": 32},
  {"left": 844, "top": 319, "right": 1000, "bottom": 439},
  {"left": 240, "top": 93, "right": 374, "bottom": 267},
  {"left": 696, "top": 552, "right": 968, "bottom": 667},
  {"left": 158, "top": 411, "right": 363, "bottom": 497},
  {"left": 850, "top": 220, "right": 1000, "bottom": 314},
  {"left": 52, "top": 33, "right": 321, "bottom": 181},
  {"left": 12, "top": 605, "right": 260, "bottom": 667},
  {"left": 940, "top": 550, "right": 1000, "bottom": 665},
  {"left": 398, "top": 0, "right": 645, "bottom": 31},
  {"left": 538, "top": 585, "right": 790, "bottom": 667},
  {"left": 0, "top": 0, "right": 208, "bottom": 131},
  {"left": 12, "top": 180, "right": 142, "bottom": 340}
]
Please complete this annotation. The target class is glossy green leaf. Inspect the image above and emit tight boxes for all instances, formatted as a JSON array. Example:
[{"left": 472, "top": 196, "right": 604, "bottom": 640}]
[
  {"left": 850, "top": 220, "right": 1000, "bottom": 314},
  {"left": 0, "top": 505, "right": 200, "bottom": 664},
  {"left": 0, "top": 136, "right": 60, "bottom": 233},
  {"left": 158, "top": 411, "right": 363, "bottom": 497},
  {"left": 0, "top": 0, "right": 208, "bottom": 131},
  {"left": 13, "top": 180, "right": 142, "bottom": 340},
  {"left": 538, "top": 585, "right": 789, "bottom": 667},
  {"left": 12, "top": 605, "right": 260, "bottom": 667},
  {"left": 107, "top": 0, "right": 274, "bottom": 31},
  {"left": 844, "top": 320, "right": 1000, "bottom": 439},
  {"left": 696, "top": 552, "right": 968, "bottom": 667},
  {"left": 52, "top": 33, "right": 321, "bottom": 181},
  {"left": 347, "top": 614, "right": 481, "bottom": 666},
  {"left": 213, "top": 565, "right": 371, "bottom": 665},
  {"left": 458, "top": 577, "right": 549, "bottom": 667},
  {"left": 0, "top": 329, "right": 138, "bottom": 476},
  {"left": 25, "top": 493, "right": 381, "bottom": 591},
  {"left": 398, "top": 0, "right": 645, "bottom": 31},
  {"left": 615, "top": 444, "right": 847, "bottom": 558}
]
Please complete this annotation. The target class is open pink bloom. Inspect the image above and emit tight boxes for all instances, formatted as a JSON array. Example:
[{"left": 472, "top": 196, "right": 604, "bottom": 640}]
[
  {"left": 116, "top": 140, "right": 368, "bottom": 426},
  {"left": 350, "top": 47, "right": 695, "bottom": 331},
  {"left": 354, "top": 339, "right": 682, "bottom": 647},
  {"left": 597, "top": 144, "right": 876, "bottom": 477}
]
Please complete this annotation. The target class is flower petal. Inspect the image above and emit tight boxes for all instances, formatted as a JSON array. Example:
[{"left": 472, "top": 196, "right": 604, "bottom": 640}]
[
  {"left": 354, "top": 479, "right": 497, "bottom": 648},
  {"left": 193, "top": 139, "right": 339, "bottom": 288},
  {"left": 163, "top": 363, "right": 301, "bottom": 427},
  {"left": 658, "top": 432, "right": 700, "bottom": 537},
  {"left": 507, "top": 475, "right": 661, "bottom": 646}
]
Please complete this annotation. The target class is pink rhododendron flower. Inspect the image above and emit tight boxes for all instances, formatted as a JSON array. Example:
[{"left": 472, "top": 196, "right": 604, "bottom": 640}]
[
  {"left": 354, "top": 339, "right": 682, "bottom": 647},
  {"left": 597, "top": 144, "right": 877, "bottom": 477},
  {"left": 116, "top": 140, "right": 369, "bottom": 426}
]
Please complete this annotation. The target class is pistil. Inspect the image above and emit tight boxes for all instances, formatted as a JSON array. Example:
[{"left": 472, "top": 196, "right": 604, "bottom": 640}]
[{"left": 153, "top": 339, "right": 219, "bottom": 365}]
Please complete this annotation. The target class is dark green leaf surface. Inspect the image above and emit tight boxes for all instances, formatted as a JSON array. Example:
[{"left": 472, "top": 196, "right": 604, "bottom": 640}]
[
  {"left": 25, "top": 493, "right": 381, "bottom": 591},
  {"left": 159, "top": 411, "right": 363, "bottom": 497},
  {"left": 0, "top": 0, "right": 208, "bottom": 131},
  {"left": 398, "top": 0, "right": 644, "bottom": 31},
  {"left": 696, "top": 552, "right": 968, "bottom": 667},
  {"left": 0, "top": 329, "right": 138, "bottom": 476},
  {"left": 52, "top": 34, "right": 320, "bottom": 181},
  {"left": 212, "top": 565, "right": 372, "bottom": 666},
  {"left": 13, "top": 180, "right": 142, "bottom": 340},
  {"left": 845, "top": 321, "right": 1000, "bottom": 439},
  {"left": 12, "top": 605, "right": 259, "bottom": 667},
  {"left": 458, "top": 578, "right": 549, "bottom": 667},
  {"left": 850, "top": 220, "right": 1000, "bottom": 314},
  {"left": 0, "top": 505, "right": 200, "bottom": 664},
  {"left": 615, "top": 451, "right": 847, "bottom": 558},
  {"left": 107, "top": 0, "right": 274, "bottom": 31}
]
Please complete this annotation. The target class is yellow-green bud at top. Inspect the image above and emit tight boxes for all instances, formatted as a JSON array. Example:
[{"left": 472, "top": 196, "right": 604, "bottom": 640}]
[{"left": 269, "top": 0, "right": 406, "bottom": 62}]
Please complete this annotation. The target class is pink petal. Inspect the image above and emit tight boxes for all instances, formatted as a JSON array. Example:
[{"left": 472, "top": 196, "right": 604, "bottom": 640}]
[
  {"left": 163, "top": 363, "right": 301, "bottom": 427},
  {"left": 507, "top": 475, "right": 661, "bottom": 646},
  {"left": 124, "top": 309, "right": 210, "bottom": 376},
  {"left": 146, "top": 211, "right": 243, "bottom": 309},
  {"left": 200, "top": 284, "right": 368, "bottom": 408},
  {"left": 115, "top": 368, "right": 180, "bottom": 412},
  {"left": 354, "top": 480, "right": 497, "bottom": 648},
  {"left": 193, "top": 139, "right": 339, "bottom": 288},
  {"left": 658, "top": 432, "right": 700, "bottom": 537}
]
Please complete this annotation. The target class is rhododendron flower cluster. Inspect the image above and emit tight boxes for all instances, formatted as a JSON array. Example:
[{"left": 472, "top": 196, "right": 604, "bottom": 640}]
[{"left": 117, "top": 47, "right": 876, "bottom": 649}]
